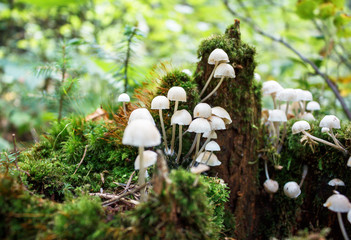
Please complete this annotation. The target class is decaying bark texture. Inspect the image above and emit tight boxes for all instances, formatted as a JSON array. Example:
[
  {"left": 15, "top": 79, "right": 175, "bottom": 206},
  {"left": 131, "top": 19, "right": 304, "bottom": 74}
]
[{"left": 194, "top": 19, "right": 262, "bottom": 239}]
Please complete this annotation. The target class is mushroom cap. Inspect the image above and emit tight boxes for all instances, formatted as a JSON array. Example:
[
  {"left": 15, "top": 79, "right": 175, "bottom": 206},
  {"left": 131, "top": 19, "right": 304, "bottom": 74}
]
[
  {"left": 190, "top": 164, "right": 210, "bottom": 174},
  {"left": 301, "top": 112, "right": 315, "bottom": 121},
  {"left": 128, "top": 108, "right": 155, "bottom": 125},
  {"left": 203, "top": 131, "right": 217, "bottom": 139},
  {"left": 205, "top": 141, "right": 220, "bottom": 151},
  {"left": 196, "top": 151, "right": 221, "bottom": 166},
  {"left": 208, "top": 116, "right": 226, "bottom": 130},
  {"left": 181, "top": 69, "right": 192, "bottom": 76},
  {"left": 134, "top": 150, "right": 157, "bottom": 170},
  {"left": 187, "top": 118, "right": 211, "bottom": 133},
  {"left": 171, "top": 109, "right": 192, "bottom": 125},
  {"left": 268, "top": 109, "right": 287, "bottom": 122},
  {"left": 292, "top": 120, "right": 311, "bottom": 134},
  {"left": 283, "top": 181, "right": 301, "bottom": 198},
  {"left": 324, "top": 193, "right": 351, "bottom": 213},
  {"left": 208, "top": 48, "right": 229, "bottom": 65},
  {"left": 264, "top": 179, "right": 279, "bottom": 194},
  {"left": 151, "top": 96, "right": 170, "bottom": 110},
  {"left": 295, "top": 89, "right": 313, "bottom": 101},
  {"left": 117, "top": 93, "right": 130, "bottom": 102},
  {"left": 276, "top": 88, "right": 298, "bottom": 102},
  {"left": 319, "top": 115, "right": 341, "bottom": 129},
  {"left": 328, "top": 178, "right": 345, "bottom": 187},
  {"left": 211, "top": 106, "right": 232, "bottom": 124},
  {"left": 193, "top": 103, "right": 212, "bottom": 118},
  {"left": 321, "top": 127, "right": 330, "bottom": 133},
  {"left": 214, "top": 63, "right": 235, "bottom": 78},
  {"left": 262, "top": 80, "right": 284, "bottom": 96},
  {"left": 306, "top": 101, "right": 321, "bottom": 111},
  {"left": 122, "top": 119, "right": 161, "bottom": 147},
  {"left": 167, "top": 86, "right": 187, "bottom": 102},
  {"left": 254, "top": 73, "right": 261, "bottom": 81}
]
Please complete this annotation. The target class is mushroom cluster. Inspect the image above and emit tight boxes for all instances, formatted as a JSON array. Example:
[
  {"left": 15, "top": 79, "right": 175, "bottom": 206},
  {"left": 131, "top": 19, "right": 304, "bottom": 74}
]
[{"left": 121, "top": 83, "right": 232, "bottom": 200}]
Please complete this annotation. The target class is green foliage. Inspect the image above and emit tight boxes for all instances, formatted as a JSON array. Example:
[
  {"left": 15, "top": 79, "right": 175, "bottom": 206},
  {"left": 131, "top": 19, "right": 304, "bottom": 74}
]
[
  {"left": 115, "top": 169, "right": 228, "bottom": 240},
  {"left": 19, "top": 116, "right": 136, "bottom": 199}
]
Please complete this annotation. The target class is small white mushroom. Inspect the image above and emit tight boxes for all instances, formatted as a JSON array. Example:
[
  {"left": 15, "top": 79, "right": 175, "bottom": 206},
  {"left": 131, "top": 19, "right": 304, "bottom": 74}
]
[
  {"left": 151, "top": 96, "right": 170, "bottom": 153},
  {"left": 328, "top": 178, "right": 345, "bottom": 189},
  {"left": 167, "top": 86, "right": 187, "bottom": 154},
  {"left": 301, "top": 112, "right": 315, "bottom": 121},
  {"left": 200, "top": 48, "right": 229, "bottom": 97},
  {"left": 283, "top": 181, "right": 301, "bottom": 198},
  {"left": 195, "top": 151, "right": 221, "bottom": 166},
  {"left": 262, "top": 80, "right": 284, "bottom": 109},
  {"left": 134, "top": 150, "right": 157, "bottom": 170},
  {"left": 211, "top": 106, "right": 232, "bottom": 124},
  {"left": 319, "top": 115, "right": 346, "bottom": 152},
  {"left": 254, "top": 73, "right": 261, "bottom": 81},
  {"left": 118, "top": 93, "right": 130, "bottom": 115},
  {"left": 201, "top": 63, "right": 235, "bottom": 102},
  {"left": 171, "top": 109, "right": 192, "bottom": 163},
  {"left": 193, "top": 103, "right": 212, "bottom": 118},
  {"left": 128, "top": 108, "right": 155, "bottom": 125},
  {"left": 324, "top": 192, "right": 351, "bottom": 240},
  {"left": 264, "top": 179, "right": 279, "bottom": 194},
  {"left": 306, "top": 101, "right": 321, "bottom": 114},
  {"left": 122, "top": 119, "right": 161, "bottom": 202},
  {"left": 188, "top": 118, "right": 211, "bottom": 167},
  {"left": 268, "top": 109, "right": 287, "bottom": 146}
]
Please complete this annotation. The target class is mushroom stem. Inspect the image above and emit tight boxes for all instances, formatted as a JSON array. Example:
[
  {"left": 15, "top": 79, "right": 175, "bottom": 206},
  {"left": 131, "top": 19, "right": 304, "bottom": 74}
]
[
  {"left": 299, "top": 165, "right": 308, "bottom": 187},
  {"left": 190, "top": 133, "right": 202, "bottom": 167},
  {"left": 196, "top": 133, "right": 213, "bottom": 158},
  {"left": 264, "top": 159, "right": 270, "bottom": 180},
  {"left": 302, "top": 131, "right": 347, "bottom": 154},
  {"left": 123, "top": 102, "right": 126, "bottom": 115},
  {"left": 337, "top": 212, "right": 350, "bottom": 240},
  {"left": 176, "top": 125, "right": 183, "bottom": 163},
  {"left": 184, "top": 136, "right": 197, "bottom": 159},
  {"left": 270, "top": 122, "right": 277, "bottom": 141},
  {"left": 205, "top": 152, "right": 213, "bottom": 165},
  {"left": 277, "top": 101, "right": 289, "bottom": 152},
  {"left": 199, "top": 62, "right": 219, "bottom": 97},
  {"left": 330, "top": 129, "right": 346, "bottom": 150},
  {"left": 303, "top": 100, "right": 306, "bottom": 114},
  {"left": 138, "top": 146, "right": 147, "bottom": 202},
  {"left": 273, "top": 122, "right": 280, "bottom": 147},
  {"left": 271, "top": 93, "right": 277, "bottom": 109},
  {"left": 170, "top": 101, "right": 179, "bottom": 154},
  {"left": 201, "top": 76, "right": 225, "bottom": 103},
  {"left": 298, "top": 101, "right": 304, "bottom": 115},
  {"left": 158, "top": 109, "right": 169, "bottom": 153}
]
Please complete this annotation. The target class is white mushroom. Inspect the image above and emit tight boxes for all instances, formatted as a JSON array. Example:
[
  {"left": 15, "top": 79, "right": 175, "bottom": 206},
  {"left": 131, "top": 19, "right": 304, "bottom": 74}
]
[
  {"left": 283, "top": 181, "right": 301, "bottom": 198},
  {"left": 193, "top": 103, "right": 212, "bottom": 118},
  {"left": 151, "top": 96, "right": 170, "bottom": 153},
  {"left": 201, "top": 63, "right": 235, "bottom": 102},
  {"left": 306, "top": 101, "right": 321, "bottom": 113},
  {"left": 301, "top": 112, "right": 315, "bottom": 121},
  {"left": 211, "top": 106, "right": 232, "bottom": 124},
  {"left": 118, "top": 93, "right": 130, "bottom": 115},
  {"left": 200, "top": 48, "right": 229, "bottom": 97},
  {"left": 264, "top": 179, "right": 279, "bottom": 194},
  {"left": 134, "top": 150, "right": 157, "bottom": 170},
  {"left": 328, "top": 178, "right": 345, "bottom": 189},
  {"left": 195, "top": 151, "right": 221, "bottom": 166},
  {"left": 262, "top": 80, "right": 284, "bottom": 109},
  {"left": 122, "top": 119, "right": 161, "bottom": 202},
  {"left": 188, "top": 118, "right": 211, "bottom": 166},
  {"left": 171, "top": 109, "right": 192, "bottom": 163},
  {"left": 320, "top": 115, "right": 346, "bottom": 152},
  {"left": 167, "top": 86, "right": 187, "bottom": 154},
  {"left": 324, "top": 192, "right": 351, "bottom": 240},
  {"left": 128, "top": 108, "right": 155, "bottom": 125},
  {"left": 268, "top": 109, "right": 287, "bottom": 146}
]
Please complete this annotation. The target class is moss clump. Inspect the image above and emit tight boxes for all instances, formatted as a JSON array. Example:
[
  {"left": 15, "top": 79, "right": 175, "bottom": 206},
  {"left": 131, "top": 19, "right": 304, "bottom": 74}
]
[
  {"left": 259, "top": 119, "right": 351, "bottom": 239},
  {"left": 114, "top": 169, "right": 228, "bottom": 240},
  {"left": 18, "top": 116, "right": 136, "bottom": 200}
]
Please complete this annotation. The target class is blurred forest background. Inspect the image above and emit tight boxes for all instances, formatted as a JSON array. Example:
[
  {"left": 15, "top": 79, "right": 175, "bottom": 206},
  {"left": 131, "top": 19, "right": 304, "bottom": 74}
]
[{"left": 1, "top": 0, "right": 351, "bottom": 150}]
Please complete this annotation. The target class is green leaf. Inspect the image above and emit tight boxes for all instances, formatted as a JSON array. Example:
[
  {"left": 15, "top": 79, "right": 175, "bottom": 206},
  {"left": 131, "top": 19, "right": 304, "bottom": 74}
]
[{"left": 296, "top": 0, "right": 318, "bottom": 19}]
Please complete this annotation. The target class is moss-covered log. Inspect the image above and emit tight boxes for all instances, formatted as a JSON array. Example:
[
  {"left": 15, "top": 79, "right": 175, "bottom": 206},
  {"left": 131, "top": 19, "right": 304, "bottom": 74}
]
[{"left": 194, "top": 19, "right": 261, "bottom": 239}]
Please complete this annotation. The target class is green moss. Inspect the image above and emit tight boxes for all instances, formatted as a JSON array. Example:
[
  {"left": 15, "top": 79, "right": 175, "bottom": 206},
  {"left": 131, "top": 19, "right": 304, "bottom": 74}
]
[
  {"left": 18, "top": 116, "right": 136, "bottom": 199},
  {"left": 115, "top": 169, "right": 228, "bottom": 240}
]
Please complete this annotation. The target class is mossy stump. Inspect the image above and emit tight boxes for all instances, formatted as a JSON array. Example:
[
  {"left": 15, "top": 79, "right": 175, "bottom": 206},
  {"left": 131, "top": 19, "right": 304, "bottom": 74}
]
[{"left": 194, "top": 20, "right": 261, "bottom": 239}]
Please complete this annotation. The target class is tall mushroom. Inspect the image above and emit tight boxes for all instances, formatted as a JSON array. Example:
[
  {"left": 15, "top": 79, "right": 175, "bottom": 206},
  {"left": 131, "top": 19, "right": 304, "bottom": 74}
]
[
  {"left": 200, "top": 48, "right": 229, "bottom": 97},
  {"left": 122, "top": 119, "right": 161, "bottom": 202},
  {"left": 268, "top": 109, "right": 287, "bottom": 147},
  {"left": 201, "top": 63, "right": 235, "bottom": 102},
  {"left": 167, "top": 86, "right": 187, "bottom": 155},
  {"left": 117, "top": 93, "right": 130, "bottom": 115},
  {"left": 151, "top": 95, "right": 170, "bottom": 153},
  {"left": 324, "top": 191, "right": 351, "bottom": 240},
  {"left": 128, "top": 108, "right": 155, "bottom": 125},
  {"left": 171, "top": 109, "right": 192, "bottom": 163}
]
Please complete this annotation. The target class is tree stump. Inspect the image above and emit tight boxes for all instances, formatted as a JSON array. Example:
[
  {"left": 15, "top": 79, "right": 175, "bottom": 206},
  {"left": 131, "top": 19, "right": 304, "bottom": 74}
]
[{"left": 194, "top": 19, "right": 262, "bottom": 239}]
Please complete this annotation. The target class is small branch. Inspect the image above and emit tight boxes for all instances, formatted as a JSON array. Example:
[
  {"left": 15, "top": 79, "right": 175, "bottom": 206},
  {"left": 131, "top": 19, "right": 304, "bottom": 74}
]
[
  {"left": 73, "top": 145, "right": 89, "bottom": 175},
  {"left": 222, "top": 0, "right": 351, "bottom": 120},
  {"left": 102, "top": 181, "right": 151, "bottom": 207},
  {"left": 122, "top": 171, "right": 135, "bottom": 193}
]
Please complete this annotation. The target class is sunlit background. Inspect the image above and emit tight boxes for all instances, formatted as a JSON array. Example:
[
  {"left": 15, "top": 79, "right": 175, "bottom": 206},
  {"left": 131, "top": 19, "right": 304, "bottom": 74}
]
[{"left": 1, "top": 0, "right": 351, "bottom": 149}]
